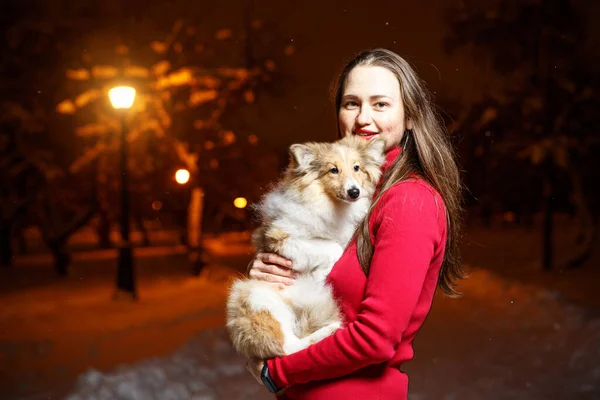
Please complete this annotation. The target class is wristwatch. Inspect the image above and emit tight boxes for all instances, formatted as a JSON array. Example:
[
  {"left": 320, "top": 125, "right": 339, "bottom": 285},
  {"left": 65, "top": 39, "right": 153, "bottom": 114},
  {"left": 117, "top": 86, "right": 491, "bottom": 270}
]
[{"left": 261, "top": 362, "right": 284, "bottom": 393}]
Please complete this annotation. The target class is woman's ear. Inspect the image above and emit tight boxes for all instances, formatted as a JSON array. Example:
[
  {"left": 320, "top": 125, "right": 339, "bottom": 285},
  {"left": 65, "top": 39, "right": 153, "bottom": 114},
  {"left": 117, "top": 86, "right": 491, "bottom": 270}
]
[{"left": 406, "top": 119, "right": 413, "bottom": 130}]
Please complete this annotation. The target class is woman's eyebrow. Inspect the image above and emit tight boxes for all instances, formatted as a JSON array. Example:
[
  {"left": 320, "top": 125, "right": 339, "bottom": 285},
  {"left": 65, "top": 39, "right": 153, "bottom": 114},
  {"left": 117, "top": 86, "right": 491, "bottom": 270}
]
[
  {"left": 370, "top": 95, "right": 393, "bottom": 101},
  {"left": 342, "top": 94, "right": 393, "bottom": 100}
]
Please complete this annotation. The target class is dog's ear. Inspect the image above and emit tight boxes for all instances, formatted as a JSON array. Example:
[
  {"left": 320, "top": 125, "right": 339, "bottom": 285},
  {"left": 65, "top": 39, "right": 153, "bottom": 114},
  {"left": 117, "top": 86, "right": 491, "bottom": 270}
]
[
  {"left": 289, "top": 143, "right": 315, "bottom": 171},
  {"left": 366, "top": 137, "right": 386, "bottom": 159}
]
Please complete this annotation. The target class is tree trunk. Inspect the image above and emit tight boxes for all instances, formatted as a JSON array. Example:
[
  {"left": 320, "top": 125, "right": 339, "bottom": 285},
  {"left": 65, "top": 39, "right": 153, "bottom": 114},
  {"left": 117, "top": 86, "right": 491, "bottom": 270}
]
[
  {"left": 565, "top": 225, "right": 598, "bottom": 269},
  {"left": 0, "top": 226, "right": 13, "bottom": 267},
  {"left": 50, "top": 240, "right": 70, "bottom": 276},
  {"left": 40, "top": 202, "right": 95, "bottom": 276},
  {"left": 542, "top": 195, "right": 554, "bottom": 270},
  {"left": 15, "top": 228, "right": 27, "bottom": 255},
  {"left": 542, "top": 164, "right": 556, "bottom": 271},
  {"left": 188, "top": 187, "right": 205, "bottom": 275},
  {"left": 564, "top": 167, "right": 598, "bottom": 269},
  {"left": 97, "top": 210, "right": 112, "bottom": 249}
]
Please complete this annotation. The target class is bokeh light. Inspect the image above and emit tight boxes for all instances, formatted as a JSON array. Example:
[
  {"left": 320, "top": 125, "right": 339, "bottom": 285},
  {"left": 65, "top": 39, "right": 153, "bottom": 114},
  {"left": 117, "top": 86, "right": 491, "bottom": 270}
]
[
  {"left": 233, "top": 197, "right": 247, "bottom": 209},
  {"left": 175, "top": 169, "right": 190, "bottom": 184}
]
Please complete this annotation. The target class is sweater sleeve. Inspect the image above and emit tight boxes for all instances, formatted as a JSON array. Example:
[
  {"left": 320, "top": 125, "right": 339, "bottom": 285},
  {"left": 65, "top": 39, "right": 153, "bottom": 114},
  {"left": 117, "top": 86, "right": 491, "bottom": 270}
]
[{"left": 268, "top": 181, "right": 444, "bottom": 386}]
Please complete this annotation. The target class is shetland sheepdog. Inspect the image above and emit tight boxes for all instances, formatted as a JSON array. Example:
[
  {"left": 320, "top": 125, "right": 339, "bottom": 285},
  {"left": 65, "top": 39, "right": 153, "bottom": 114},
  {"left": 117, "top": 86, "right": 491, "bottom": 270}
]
[{"left": 226, "top": 135, "right": 385, "bottom": 360}]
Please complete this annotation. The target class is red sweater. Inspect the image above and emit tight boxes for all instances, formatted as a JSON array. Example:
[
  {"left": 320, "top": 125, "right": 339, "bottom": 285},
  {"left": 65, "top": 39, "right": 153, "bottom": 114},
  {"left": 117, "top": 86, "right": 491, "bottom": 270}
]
[{"left": 267, "top": 147, "right": 448, "bottom": 399}]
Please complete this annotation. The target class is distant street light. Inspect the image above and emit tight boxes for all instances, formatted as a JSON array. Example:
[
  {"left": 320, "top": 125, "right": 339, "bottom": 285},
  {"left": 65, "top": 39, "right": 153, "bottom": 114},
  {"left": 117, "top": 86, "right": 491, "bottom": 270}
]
[
  {"left": 175, "top": 168, "right": 190, "bottom": 185},
  {"left": 109, "top": 85, "right": 137, "bottom": 300},
  {"left": 233, "top": 197, "right": 247, "bottom": 209}
]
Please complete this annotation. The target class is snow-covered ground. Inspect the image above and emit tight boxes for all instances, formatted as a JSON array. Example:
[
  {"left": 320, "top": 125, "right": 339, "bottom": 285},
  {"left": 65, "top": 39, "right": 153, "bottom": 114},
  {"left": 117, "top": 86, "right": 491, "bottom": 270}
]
[
  {"left": 64, "top": 268, "right": 600, "bottom": 400},
  {"left": 406, "top": 269, "right": 600, "bottom": 400},
  {"left": 65, "top": 329, "right": 265, "bottom": 400},
  {"left": 4, "top": 227, "right": 599, "bottom": 399}
]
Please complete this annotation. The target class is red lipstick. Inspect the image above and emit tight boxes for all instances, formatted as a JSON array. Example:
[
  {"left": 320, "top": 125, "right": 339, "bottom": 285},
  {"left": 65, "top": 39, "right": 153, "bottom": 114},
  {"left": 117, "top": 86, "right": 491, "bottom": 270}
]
[{"left": 354, "top": 129, "right": 378, "bottom": 140}]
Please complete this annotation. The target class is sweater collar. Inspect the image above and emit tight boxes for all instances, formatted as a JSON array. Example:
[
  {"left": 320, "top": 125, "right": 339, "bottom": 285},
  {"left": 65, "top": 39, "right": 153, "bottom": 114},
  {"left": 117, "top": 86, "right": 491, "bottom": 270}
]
[{"left": 383, "top": 146, "right": 401, "bottom": 171}]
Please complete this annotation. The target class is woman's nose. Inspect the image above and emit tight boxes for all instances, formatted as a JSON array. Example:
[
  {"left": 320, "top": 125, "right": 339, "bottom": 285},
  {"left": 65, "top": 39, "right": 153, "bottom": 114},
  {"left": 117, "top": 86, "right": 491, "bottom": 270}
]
[{"left": 356, "top": 106, "right": 372, "bottom": 125}]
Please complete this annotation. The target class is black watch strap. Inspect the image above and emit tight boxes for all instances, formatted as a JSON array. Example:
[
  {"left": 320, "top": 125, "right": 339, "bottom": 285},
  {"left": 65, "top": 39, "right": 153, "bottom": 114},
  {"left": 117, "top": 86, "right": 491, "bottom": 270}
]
[{"left": 261, "top": 362, "right": 283, "bottom": 393}]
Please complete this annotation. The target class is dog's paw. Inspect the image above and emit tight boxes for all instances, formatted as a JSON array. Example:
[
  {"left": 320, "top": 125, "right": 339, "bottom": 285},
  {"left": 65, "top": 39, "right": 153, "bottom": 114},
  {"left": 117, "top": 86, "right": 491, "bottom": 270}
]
[
  {"left": 326, "top": 321, "right": 342, "bottom": 334},
  {"left": 307, "top": 322, "right": 342, "bottom": 345}
]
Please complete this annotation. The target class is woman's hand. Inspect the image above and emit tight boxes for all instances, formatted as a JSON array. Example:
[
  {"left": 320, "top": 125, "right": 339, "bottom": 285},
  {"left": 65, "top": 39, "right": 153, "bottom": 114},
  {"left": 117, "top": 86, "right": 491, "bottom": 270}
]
[
  {"left": 245, "top": 358, "right": 287, "bottom": 395},
  {"left": 247, "top": 252, "right": 295, "bottom": 290},
  {"left": 245, "top": 358, "right": 264, "bottom": 384}
]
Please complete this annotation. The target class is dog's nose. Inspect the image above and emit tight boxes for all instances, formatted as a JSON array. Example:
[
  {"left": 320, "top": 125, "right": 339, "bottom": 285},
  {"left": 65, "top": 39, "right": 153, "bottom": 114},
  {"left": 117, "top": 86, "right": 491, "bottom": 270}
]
[{"left": 347, "top": 187, "right": 360, "bottom": 199}]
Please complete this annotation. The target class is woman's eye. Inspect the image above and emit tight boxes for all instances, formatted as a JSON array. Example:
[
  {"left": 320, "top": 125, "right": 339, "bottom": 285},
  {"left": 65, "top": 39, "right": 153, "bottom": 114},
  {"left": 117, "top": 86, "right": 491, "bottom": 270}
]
[
  {"left": 375, "top": 102, "right": 389, "bottom": 109},
  {"left": 330, "top": 167, "right": 339, "bottom": 174},
  {"left": 344, "top": 101, "right": 358, "bottom": 109},
  {"left": 353, "top": 165, "right": 360, "bottom": 172}
]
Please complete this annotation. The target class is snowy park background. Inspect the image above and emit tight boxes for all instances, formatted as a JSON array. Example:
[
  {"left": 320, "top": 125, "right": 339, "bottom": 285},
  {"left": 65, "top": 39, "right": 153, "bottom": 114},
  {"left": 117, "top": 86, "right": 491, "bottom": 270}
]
[
  {"left": 1, "top": 222, "right": 599, "bottom": 400},
  {"left": 2, "top": 0, "right": 599, "bottom": 399}
]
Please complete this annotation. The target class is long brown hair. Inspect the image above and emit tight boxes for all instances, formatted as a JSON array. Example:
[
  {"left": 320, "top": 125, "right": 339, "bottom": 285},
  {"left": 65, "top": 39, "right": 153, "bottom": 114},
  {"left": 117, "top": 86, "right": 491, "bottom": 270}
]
[{"left": 334, "top": 48, "right": 465, "bottom": 296}]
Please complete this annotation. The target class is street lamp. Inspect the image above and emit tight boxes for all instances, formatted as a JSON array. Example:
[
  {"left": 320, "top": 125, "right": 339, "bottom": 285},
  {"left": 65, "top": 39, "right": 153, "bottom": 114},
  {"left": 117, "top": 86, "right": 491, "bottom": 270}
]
[
  {"left": 108, "top": 86, "right": 136, "bottom": 109},
  {"left": 109, "top": 85, "right": 137, "bottom": 299}
]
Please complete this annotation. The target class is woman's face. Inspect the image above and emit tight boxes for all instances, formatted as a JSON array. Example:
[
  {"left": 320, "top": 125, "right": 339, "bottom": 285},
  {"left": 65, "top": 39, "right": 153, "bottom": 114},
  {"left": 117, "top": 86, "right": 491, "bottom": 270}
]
[{"left": 338, "top": 65, "right": 412, "bottom": 152}]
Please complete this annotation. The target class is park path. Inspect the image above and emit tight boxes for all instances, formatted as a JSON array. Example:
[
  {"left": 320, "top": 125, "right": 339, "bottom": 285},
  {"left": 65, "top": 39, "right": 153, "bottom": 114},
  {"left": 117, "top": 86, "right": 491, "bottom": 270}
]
[{"left": 2, "top": 229, "right": 599, "bottom": 399}]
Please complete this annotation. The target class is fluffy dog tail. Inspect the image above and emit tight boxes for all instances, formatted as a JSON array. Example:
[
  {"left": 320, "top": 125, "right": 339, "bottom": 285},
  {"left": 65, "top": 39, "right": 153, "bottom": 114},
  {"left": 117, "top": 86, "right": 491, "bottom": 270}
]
[{"left": 226, "top": 279, "right": 286, "bottom": 360}]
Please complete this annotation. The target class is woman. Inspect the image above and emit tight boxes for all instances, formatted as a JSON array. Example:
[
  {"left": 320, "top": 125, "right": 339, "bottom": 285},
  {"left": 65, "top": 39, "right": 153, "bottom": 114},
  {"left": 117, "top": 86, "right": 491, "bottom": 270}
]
[{"left": 246, "top": 48, "right": 464, "bottom": 399}]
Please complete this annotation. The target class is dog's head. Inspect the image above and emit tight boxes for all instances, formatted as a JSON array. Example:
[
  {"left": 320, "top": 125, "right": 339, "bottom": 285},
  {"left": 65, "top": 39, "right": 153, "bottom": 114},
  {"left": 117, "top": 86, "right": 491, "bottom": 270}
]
[{"left": 288, "top": 136, "right": 385, "bottom": 203}]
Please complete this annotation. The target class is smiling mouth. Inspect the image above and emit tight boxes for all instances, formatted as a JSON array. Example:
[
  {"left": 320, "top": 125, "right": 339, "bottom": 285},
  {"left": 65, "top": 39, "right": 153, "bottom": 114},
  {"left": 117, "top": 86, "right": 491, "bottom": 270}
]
[
  {"left": 354, "top": 131, "right": 378, "bottom": 139},
  {"left": 354, "top": 129, "right": 377, "bottom": 136}
]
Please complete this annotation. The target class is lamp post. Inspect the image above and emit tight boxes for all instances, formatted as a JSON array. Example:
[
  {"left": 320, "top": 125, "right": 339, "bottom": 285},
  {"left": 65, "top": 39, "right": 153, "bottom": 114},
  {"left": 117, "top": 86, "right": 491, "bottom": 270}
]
[
  {"left": 174, "top": 169, "right": 206, "bottom": 276},
  {"left": 109, "top": 86, "right": 137, "bottom": 299}
]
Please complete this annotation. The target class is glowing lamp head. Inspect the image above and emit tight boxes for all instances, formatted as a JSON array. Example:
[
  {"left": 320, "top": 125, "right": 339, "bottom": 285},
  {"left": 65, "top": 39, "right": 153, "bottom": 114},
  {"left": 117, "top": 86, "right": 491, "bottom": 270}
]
[
  {"left": 233, "top": 197, "right": 247, "bottom": 209},
  {"left": 175, "top": 169, "right": 190, "bottom": 184},
  {"left": 109, "top": 86, "right": 136, "bottom": 109}
]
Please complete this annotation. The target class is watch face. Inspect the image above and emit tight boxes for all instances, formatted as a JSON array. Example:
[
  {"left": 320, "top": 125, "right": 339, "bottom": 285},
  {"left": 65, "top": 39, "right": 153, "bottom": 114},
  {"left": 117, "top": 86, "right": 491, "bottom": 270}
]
[
  {"left": 261, "top": 363, "right": 279, "bottom": 393},
  {"left": 261, "top": 362, "right": 269, "bottom": 379}
]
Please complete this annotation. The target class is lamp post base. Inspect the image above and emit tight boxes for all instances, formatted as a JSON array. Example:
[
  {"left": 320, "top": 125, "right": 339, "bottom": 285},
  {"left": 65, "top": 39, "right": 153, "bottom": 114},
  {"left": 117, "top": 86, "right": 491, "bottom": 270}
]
[
  {"left": 190, "top": 248, "right": 207, "bottom": 276},
  {"left": 113, "top": 288, "right": 137, "bottom": 301}
]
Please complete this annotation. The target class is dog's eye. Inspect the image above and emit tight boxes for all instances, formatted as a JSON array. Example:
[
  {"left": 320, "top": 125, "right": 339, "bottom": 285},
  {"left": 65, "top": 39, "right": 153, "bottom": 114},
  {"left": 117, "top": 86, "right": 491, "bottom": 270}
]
[
  {"left": 353, "top": 165, "right": 360, "bottom": 172},
  {"left": 330, "top": 167, "right": 339, "bottom": 174}
]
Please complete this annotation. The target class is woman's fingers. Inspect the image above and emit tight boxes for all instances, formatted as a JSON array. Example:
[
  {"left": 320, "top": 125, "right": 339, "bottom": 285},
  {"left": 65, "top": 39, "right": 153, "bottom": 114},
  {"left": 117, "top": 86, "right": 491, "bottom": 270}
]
[
  {"left": 247, "top": 252, "right": 295, "bottom": 286},
  {"left": 253, "top": 253, "right": 295, "bottom": 278},
  {"left": 248, "top": 269, "right": 295, "bottom": 286},
  {"left": 258, "top": 261, "right": 295, "bottom": 278},
  {"left": 256, "top": 252, "right": 293, "bottom": 269}
]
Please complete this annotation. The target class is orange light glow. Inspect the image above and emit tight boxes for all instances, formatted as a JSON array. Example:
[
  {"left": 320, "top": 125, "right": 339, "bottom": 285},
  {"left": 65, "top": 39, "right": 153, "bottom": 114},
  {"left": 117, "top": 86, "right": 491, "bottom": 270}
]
[
  {"left": 108, "top": 86, "right": 136, "bottom": 109},
  {"left": 175, "top": 169, "right": 190, "bottom": 184},
  {"left": 233, "top": 197, "right": 247, "bottom": 209}
]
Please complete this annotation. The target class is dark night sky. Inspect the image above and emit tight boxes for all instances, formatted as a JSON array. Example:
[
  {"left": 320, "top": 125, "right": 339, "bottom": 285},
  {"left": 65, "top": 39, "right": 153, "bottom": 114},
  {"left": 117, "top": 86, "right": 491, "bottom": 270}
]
[
  {"left": 6, "top": 0, "right": 597, "bottom": 150},
  {"left": 248, "top": 0, "right": 492, "bottom": 148},
  {"left": 215, "top": 0, "right": 598, "bottom": 150}
]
